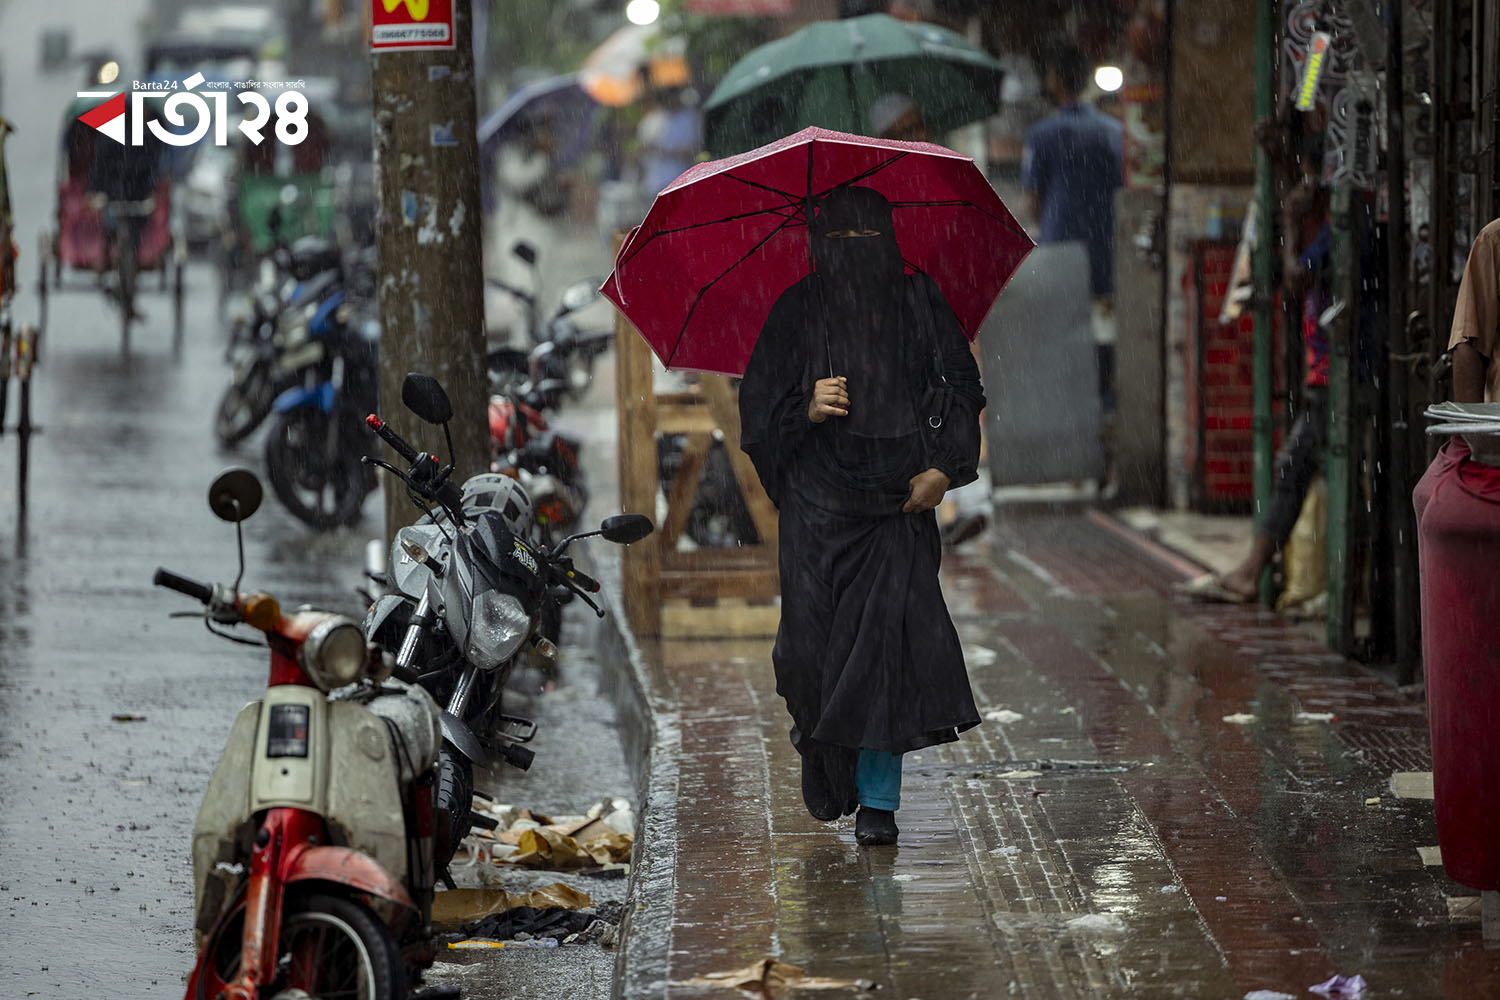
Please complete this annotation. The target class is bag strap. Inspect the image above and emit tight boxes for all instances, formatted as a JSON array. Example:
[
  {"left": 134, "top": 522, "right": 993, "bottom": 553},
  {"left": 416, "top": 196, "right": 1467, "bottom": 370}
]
[
  {"left": 909, "top": 274, "right": 947, "bottom": 386},
  {"left": 908, "top": 275, "right": 952, "bottom": 432}
]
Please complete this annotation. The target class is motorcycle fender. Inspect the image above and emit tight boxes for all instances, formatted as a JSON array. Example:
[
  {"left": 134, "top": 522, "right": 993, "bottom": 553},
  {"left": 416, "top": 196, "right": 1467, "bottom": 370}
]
[
  {"left": 322, "top": 700, "right": 410, "bottom": 887},
  {"left": 192, "top": 701, "right": 261, "bottom": 940},
  {"left": 270, "top": 380, "right": 334, "bottom": 414},
  {"left": 363, "top": 592, "right": 411, "bottom": 646},
  {"left": 282, "top": 844, "right": 415, "bottom": 913},
  {"left": 441, "top": 711, "right": 489, "bottom": 768}
]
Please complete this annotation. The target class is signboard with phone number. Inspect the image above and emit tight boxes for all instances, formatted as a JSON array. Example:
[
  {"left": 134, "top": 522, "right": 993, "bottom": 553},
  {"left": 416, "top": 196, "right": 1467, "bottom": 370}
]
[{"left": 372, "top": 0, "right": 455, "bottom": 52}]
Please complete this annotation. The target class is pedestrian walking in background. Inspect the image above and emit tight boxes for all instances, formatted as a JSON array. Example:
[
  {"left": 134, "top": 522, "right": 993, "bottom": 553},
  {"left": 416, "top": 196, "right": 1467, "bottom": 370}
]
[
  {"left": 737, "top": 185, "right": 985, "bottom": 847},
  {"left": 1021, "top": 39, "right": 1123, "bottom": 488},
  {"left": 868, "top": 92, "right": 929, "bottom": 142},
  {"left": 637, "top": 85, "right": 702, "bottom": 199}
]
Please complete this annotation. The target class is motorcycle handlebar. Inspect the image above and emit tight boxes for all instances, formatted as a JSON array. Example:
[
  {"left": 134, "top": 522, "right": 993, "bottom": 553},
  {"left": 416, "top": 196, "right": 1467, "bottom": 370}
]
[
  {"left": 367, "top": 414, "right": 468, "bottom": 524},
  {"left": 153, "top": 568, "right": 215, "bottom": 604},
  {"left": 548, "top": 554, "right": 601, "bottom": 595},
  {"left": 366, "top": 414, "right": 419, "bottom": 464},
  {"left": 558, "top": 564, "right": 601, "bottom": 595}
]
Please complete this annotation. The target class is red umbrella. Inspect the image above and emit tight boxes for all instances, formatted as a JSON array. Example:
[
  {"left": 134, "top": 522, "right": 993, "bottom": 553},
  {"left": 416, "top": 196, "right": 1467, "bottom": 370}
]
[{"left": 601, "top": 125, "right": 1034, "bottom": 377}]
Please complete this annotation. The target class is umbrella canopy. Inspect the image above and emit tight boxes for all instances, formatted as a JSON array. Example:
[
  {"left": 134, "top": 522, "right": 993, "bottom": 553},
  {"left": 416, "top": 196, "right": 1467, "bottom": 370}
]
[
  {"left": 702, "top": 14, "right": 1005, "bottom": 157},
  {"left": 579, "top": 25, "right": 689, "bottom": 107},
  {"left": 478, "top": 74, "right": 600, "bottom": 167},
  {"left": 600, "top": 126, "right": 1033, "bottom": 377}
]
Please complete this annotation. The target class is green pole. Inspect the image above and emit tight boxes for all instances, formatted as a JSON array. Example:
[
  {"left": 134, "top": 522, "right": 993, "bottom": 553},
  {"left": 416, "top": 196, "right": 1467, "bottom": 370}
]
[{"left": 1252, "top": 0, "right": 1276, "bottom": 604}]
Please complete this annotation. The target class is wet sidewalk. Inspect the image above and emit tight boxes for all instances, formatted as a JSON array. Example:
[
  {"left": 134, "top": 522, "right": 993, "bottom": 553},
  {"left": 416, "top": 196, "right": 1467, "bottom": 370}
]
[{"left": 595, "top": 506, "right": 1500, "bottom": 999}]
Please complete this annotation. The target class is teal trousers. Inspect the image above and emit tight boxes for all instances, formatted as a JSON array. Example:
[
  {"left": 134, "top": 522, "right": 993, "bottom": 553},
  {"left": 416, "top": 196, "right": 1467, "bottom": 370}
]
[{"left": 855, "top": 749, "right": 903, "bottom": 811}]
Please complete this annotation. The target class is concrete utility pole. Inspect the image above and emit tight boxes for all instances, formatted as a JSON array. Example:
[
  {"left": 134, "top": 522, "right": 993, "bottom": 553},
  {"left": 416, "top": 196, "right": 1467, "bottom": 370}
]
[{"left": 370, "top": 0, "right": 488, "bottom": 542}]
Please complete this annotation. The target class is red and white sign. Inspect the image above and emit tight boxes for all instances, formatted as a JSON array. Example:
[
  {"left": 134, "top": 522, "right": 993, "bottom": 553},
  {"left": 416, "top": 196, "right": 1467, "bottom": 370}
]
[{"left": 372, "top": 0, "right": 455, "bottom": 52}]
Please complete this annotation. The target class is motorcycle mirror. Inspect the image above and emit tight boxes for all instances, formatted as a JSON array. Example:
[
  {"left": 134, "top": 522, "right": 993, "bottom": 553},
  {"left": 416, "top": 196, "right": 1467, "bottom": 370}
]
[
  {"left": 208, "top": 467, "right": 263, "bottom": 523},
  {"left": 600, "top": 514, "right": 654, "bottom": 545},
  {"left": 512, "top": 241, "right": 538, "bottom": 266},
  {"left": 401, "top": 372, "right": 454, "bottom": 425}
]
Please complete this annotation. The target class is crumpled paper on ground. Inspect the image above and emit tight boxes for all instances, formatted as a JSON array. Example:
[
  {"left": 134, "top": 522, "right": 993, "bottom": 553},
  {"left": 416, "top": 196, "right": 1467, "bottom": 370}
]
[
  {"left": 1310, "top": 974, "right": 1368, "bottom": 997},
  {"left": 678, "top": 958, "right": 864, "bottom": 994},
  {"left": 502, "top": 825, "right": 635, "bottom": 868},
  {"left": 430, "top": 882, "right": 593, "bottom": 926}
]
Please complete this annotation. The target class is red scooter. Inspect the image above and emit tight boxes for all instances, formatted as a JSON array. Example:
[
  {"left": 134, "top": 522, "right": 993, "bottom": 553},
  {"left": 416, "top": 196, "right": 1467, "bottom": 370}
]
[{"left": 159, "top": 469, "right": 452, "bottom": 1000}]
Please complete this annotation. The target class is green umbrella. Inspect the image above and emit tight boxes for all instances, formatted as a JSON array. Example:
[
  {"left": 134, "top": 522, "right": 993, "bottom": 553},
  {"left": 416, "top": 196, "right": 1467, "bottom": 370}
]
[{"left": 703, "top": 14, "right": 1005, "bottom": 157}]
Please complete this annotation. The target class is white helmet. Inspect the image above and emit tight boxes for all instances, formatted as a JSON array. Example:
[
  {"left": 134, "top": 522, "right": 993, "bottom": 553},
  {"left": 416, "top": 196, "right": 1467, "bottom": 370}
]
[{"left": 460, "top": 473, "right": 534, "bottom": 539}]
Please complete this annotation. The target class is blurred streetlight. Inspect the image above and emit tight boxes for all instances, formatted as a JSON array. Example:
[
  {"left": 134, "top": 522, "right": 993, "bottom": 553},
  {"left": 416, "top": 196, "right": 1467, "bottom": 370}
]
[
  {"left": 1094, "top": 65, "right": 1123, "bottom": 93},
  {"left": 626, "top": 0, "right": 660, "bottom": 26},
  {"left": 98, "top": 60, "right": 120, "bottom": 85}
]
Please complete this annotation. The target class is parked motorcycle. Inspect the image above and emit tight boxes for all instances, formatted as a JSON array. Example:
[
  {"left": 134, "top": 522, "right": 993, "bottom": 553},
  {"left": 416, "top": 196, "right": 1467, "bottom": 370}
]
[
  {"left": 157, "top": 468, "right": 447, "bottom": 1000},
  {"left": 485, "top": 239, "right": 612, "bottom": 399},
  {"left": 363, "top": 373, "right": 653, "bottom": 858},
  {"left": 214, "top": 236, "right": 347, "bottom": 448},
  {"left": 262, "top": 288, "right": 380, "bottom": 530},
  {"left": 487, "top": 390, "right": 588, "bottom": 545}
]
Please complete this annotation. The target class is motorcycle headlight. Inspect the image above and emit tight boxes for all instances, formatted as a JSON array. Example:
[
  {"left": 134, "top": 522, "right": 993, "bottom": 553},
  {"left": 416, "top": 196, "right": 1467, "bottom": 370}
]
[
  {"left": 300, "top": 618, "right": 368, "bottom": 690},
  {"left": 465, "top": 592, "right": 531, "bottom": 670}
]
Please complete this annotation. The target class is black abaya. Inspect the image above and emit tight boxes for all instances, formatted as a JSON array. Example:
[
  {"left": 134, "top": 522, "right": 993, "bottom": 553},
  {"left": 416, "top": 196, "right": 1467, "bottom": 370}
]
[{"left": 738, "top": 186, "right": 985, "bottom": 815}]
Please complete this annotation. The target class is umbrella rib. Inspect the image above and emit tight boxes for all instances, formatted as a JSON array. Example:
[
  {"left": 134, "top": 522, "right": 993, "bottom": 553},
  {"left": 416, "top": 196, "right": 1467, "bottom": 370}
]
[
  {"left": 618, "top": 205, "right": 803, "bottom": 269},
  {"left": 664, "top": 213, "right": 801, "bottom": 370},
  {"left": 812, "top": 152, "right": 908, "bottom": 200},
  {"left": 720, "top": 171, "right": 806, "bottom": 207}
]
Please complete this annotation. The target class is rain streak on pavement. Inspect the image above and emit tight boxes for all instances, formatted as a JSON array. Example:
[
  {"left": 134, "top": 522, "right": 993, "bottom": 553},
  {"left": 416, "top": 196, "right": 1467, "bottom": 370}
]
[
  {"left": 0, "top": 1, "right": 630, "bottom": 996},
  {"left": 612, "top": 512, "right": 1500, "bottom": 998}
]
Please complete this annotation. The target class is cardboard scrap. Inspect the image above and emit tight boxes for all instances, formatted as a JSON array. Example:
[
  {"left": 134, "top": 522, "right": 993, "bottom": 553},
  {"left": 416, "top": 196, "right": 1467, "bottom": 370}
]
[
  {"left": 430, "top": 882, "right": 593, "bottom": 927},
  {"left": 505, "top": 826, "right": 635, "bottom": 868},
  {"left": 677, "top": 958, "right": 862, "bottom": 994}
]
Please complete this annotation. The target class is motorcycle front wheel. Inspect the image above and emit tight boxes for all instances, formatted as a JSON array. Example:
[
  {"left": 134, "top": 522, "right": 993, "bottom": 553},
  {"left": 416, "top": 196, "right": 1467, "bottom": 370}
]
[
  {"left": 264, "top": 409, "right": 370, "bottom": 530},
  {"left": 214, "top": 355, "right": 277, "bottom": 447},
  {"left": 436, "top": 746, "right": 474, "bottom": 866},
  {"left": 195, "top": 891, "right": 406, "bottom": 1000}
]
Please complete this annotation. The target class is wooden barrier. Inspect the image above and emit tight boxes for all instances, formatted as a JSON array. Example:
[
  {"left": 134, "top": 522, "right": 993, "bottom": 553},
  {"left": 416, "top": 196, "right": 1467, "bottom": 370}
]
[{"left": 614, "top": 304, "right": 781, "bottom": 639}]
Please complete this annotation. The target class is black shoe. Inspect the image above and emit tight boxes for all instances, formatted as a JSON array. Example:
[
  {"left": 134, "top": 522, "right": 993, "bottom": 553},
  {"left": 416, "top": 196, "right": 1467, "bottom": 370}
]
[
  {"left": 855, "top": 806, "right": 899, "bottom": 846},
  {"left": 801, "top": 756, "right": 841, "bottom": 822}
]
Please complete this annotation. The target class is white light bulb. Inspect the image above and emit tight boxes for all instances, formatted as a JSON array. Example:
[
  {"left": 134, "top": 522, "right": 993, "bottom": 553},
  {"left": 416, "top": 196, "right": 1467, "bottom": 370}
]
[
  {"left": 1094, "top": 65, "right": 1124, "bottom": 93},
  {"left": 626, "top": 0, "right": 660, "bottom": 26}
]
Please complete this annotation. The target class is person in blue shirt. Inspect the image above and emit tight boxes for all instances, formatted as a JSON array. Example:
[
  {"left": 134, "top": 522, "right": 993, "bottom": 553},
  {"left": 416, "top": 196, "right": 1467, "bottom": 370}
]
[{"left": 1021, "top": 41, "right": 1124, "bottom": 485}]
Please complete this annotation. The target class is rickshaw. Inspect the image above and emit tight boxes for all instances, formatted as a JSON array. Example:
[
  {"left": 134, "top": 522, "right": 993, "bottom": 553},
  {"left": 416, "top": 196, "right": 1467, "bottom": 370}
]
[
  {"left": 39, "top": 94, "right": 186, "bottom": 353},
  {"left": 218, "top": 89, "right": 339, "bottom": 299}
]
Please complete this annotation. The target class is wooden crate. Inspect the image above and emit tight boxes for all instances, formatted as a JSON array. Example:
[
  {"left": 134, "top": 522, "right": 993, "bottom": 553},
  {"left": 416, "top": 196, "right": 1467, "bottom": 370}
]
[{"left": 614, "top": 297, "right": 781, "bottom": 640}]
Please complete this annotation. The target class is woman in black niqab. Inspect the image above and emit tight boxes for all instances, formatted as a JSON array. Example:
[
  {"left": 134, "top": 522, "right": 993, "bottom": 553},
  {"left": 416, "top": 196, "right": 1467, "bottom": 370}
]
[{"left": 738, "top": 185, "right": 985, "bottom": 846}]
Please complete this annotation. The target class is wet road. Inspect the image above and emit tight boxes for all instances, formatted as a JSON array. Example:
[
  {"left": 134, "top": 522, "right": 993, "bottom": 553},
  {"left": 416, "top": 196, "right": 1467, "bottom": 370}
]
[
  {"left": 0, "top": 0, "right": 249, "bottom": 993},
  {"left": 0, "top": 3, "right": 629, "bottom": 995},
  {"left": 604, "top": 507, "right": 1499, "bottom": 999}
]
